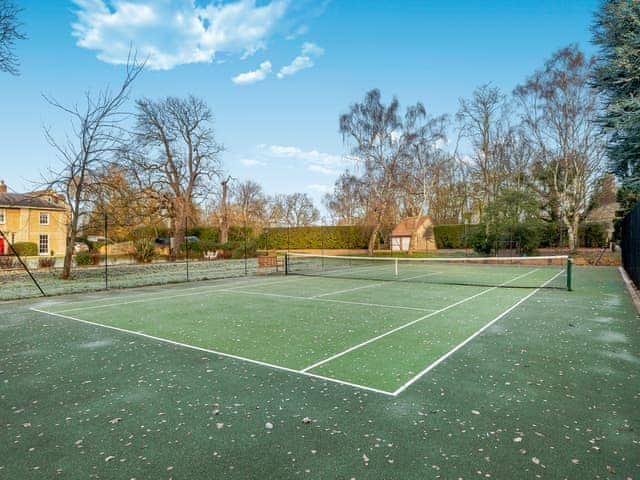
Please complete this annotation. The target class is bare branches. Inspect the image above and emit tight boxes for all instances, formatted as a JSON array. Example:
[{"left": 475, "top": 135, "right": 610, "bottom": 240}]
[
  {"left": 42, "top": 54, "right": 144, "bottom": 278},
  {"left": 131, "top": 95, "right": 224, "bottom": 254},
  {"left": 0, "top": 0, "right": 25, "bottom": 75}
]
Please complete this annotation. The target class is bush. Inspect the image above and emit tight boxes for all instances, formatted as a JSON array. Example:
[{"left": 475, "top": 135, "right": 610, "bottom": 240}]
[
  {"left": 12, "top": 242, "right": 37, "bottom": 256},
  {"left": 38, "top": 257, "right": 56, "bottom": 268},
  {"left": 433, "top": 224, "right": 479, "bottom": 249},
  {"left": 256, "top": 226, "right": 372, "bottom": 250},
  {"left": 75, "top": 251, "right": 98, "bottom": 266},
  {"left": 133, "top": 238, "right": 158, "bottom": 263},
  {"left": 0, "top": 256, "right": 17, "bottom": 269},
  {"left": 232, "top": 239, "right": 257, "bottom": 259},
  {"left": 579, "top": 222, "right": 608, "bottom": 248}
]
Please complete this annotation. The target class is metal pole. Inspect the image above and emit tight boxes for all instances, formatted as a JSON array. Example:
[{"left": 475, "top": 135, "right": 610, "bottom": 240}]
[
  {"left": 244, "top": 221, "right": 248, "bottom": 276},
  {"left": 567, "top": 256, "right": 573, "bottom": 291},
  {"left": 104, "top": 213, "right": 108, "bottom": 290},
  {"left": 185, "top": 213, "right": 189, "bottom": 282}
]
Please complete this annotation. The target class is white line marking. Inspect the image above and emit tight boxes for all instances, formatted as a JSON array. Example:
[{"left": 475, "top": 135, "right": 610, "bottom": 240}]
[
  {"left": 218, "top": 288, "right": 435, "bottom": 312},
  {"left": 313, "top": 271, "right": 443, "bottom": 298},
  {"left": 392, "top": 270, "right": 565, "bottom": 395},
  {"left": 29, "top": 307, "right": 395, "bottom": 397},
  {"left": 300, "top": 269, "right": 540, "bottom": 373}
]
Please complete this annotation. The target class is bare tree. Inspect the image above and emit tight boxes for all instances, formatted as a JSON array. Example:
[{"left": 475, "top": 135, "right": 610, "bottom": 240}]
[
  {"left": 131, "top": 95, "right": 224, "bottom": 255},
  {"left": 323, "top": 171, "right": 365, "bottom": 225},
  {"left": 457, "top": 84, "right": 512, "bottom": 212},
  {"left": 232, "top": 180, "right": 268, "bottom": 227},
  {"left": 339, "top": 89, "right": 427, "bottom": 254},
  {"left": 270, "top": 192, "right": 319, "bottom": 227},
  {"left": 0, "top": 0, "right": 25, "bottom": 75},
  {"left": 515, "top": 46, "right": 605, "bottom": 250},
  {"left": 43, "top": 55, "right": 143, "bottom": 279}
]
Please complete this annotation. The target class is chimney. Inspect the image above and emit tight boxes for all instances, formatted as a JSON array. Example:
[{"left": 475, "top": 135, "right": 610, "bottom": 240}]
[{"left": 0, "top": 180, "right": 6, "bottom": 193}]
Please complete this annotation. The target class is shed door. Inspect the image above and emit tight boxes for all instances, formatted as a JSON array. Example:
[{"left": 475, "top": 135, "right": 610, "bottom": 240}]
[
  {"left": 391, "top": 237, "right": 401, "bottom": 251},
  {"left": 401, "top": 237, "right": 411, "bottom": 251}
]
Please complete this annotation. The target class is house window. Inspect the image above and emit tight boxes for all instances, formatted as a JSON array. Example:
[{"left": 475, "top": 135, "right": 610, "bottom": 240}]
[
  {"left": 39, "top": 234, "right": 49, "bottom": 255},
  {"left": 0, "top": 209, "right": 5, "bottom": 224},
  {"left": 39, "top": 212, "right": 49, "bottom": 225}
]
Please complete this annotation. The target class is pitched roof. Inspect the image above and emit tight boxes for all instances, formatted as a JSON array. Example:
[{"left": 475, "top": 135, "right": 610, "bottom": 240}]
[
  {"left": 0, "top": 192, "right": 66, "bottom": 210},
  {"left": 391, "top": 216, "right": 431, "bottom": 236}
]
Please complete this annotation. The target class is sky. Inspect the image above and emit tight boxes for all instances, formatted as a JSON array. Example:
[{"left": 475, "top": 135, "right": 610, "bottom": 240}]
[{"left": 1, "top": 0, "right": 601, "bottom": 212}]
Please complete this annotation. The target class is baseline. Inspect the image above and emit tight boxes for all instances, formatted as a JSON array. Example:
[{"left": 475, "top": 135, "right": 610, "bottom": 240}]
[{"left": 29, "top": 307, "right": 395, "bottom": 397}]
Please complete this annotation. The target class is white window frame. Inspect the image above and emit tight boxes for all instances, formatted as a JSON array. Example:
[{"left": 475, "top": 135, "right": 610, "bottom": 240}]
[
  {"left": 39, "top": 234, "right": 49, "bottom": 256},
  {"left": 39, "top": 212, "right": 50, "bottom": 225},
  {"left": 0, "top": 208, "right": 5, "bottom": 224}
]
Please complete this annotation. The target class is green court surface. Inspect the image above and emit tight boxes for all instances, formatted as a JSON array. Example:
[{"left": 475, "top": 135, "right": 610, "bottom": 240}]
[
  {"left": 31, "top": 263, "right": 566, "bottom": 395},
  {"left": 1, "top": 266, "right": 639, "bottom": 479}
]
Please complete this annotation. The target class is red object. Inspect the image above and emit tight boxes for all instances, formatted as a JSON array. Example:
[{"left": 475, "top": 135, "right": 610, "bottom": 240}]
[{"left": 0, "top": 237, "right": 4, "bottom": 255}]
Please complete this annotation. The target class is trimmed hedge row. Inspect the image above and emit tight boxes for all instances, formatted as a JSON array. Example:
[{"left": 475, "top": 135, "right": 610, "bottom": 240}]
[
  {"left": 257, "top": 226, "right": 372, "bottom": 250},
  {"left": 433, "top": 225, "right": 480, "bottom": 249},
  {"left": 434, "top": 222, "right": 610, "bottom": 250}
]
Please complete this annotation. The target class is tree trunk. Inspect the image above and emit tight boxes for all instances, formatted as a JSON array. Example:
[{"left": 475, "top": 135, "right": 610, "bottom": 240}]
[
  {"left": 367, "top": 224, "right": 379, "bottom": 256},
  {"left": 567, "top": 218, "right": 579, "bottom": 252},
  {"left": 219, "top": 176, "right": 231, "bottom": 244},
  {"left": 61, "top": 217, "right": 78, "bottom": 280}
]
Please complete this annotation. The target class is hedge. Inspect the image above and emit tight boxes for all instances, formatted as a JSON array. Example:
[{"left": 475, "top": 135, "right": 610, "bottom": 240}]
[
  {"left": 12, "top": 242, "right": 38, "bottom": 256},
  {"left": 433, "top": 224, "right": 479, "bottom": 249},
  {"left": 257, "top": 226, "right": 372, "bottom": 250}
]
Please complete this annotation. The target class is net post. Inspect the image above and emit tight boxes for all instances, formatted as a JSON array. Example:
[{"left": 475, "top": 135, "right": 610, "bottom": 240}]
[
  {"left": 567, "top": 256, "right": 573, "bottom": 291},
  {"left": 284, "top": 252, "right": 289, "bottom": 275},
  {"left": 394, "top": 258, "right": 398, "bottom": 277}
]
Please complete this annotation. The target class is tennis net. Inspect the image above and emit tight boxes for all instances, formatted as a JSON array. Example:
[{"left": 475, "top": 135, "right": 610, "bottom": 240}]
[{"left": 285, "top": 253, "right": 572, "bottom": 290}]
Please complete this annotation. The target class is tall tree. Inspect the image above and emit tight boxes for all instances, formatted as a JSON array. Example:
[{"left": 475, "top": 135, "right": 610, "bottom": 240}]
[
  {"left": 0, "top": 0, "right": 25, "bottom": 75},
  {"left": 515, "top": 46, "right": 604, "bottom": 250},
  {"left": 270, "top": 192, "right": 320, "bottom": 227},
  {"left": 131, "top": 95, "right": 223, "bottom": 256},
  {"left": 592, "top": 0, "right": 640, "bottom": 213},
  {"left": 339, "top": 89, "right": 429, "bottom": 254},
  {"left": 43, "top": 55, "right": 143, "bottom": 279},
  {"left": 323, "top": 171, "right": 365, "bottom": 225},
  {"left": 232, "top": 180, "right": 268, "bottom": 227},
  {"left": 457, "top": 84, "right": 512, "bottom": 212}
]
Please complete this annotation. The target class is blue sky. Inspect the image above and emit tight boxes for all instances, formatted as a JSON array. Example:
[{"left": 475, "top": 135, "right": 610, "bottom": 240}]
[{"left": 1, "top": 0, "right": 600, "bottom": 209}]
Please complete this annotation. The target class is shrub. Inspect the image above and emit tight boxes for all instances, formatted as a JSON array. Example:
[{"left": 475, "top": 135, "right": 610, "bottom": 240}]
[
  {"left": 256, "top": 226, "right": 372, "bottom": 250},
  {"left": 75, "top": 251, "right": 98, "bottom": 266},
  {"left": 232, "top": 239, "right": 257, "bottom": 259},
  {"left": 579, "top": 222, "right": 608, "bottom": 248},
  {"left": 0, "top": 256, "right": 17, "bottom": 269},
  {"left": 38, "top": 257, "right": 56, "bottom": 268},
  {"left": 433, "top": 224, "right": 479, "bottom": 249},
  {"left": 133, "top": 238, "right": 158, "bottom": 263},
  {"left": 12, "top": 242, "right": 37, "bottom": 256}
]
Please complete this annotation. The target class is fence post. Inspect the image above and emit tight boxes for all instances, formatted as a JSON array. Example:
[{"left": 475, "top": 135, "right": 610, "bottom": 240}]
[
  {"left": 244, "top": 221, "right": 248, "bottom": 276},
  {"left": 104, "top": 213, "right": 108, "bottom": 290},
  {"left": 185, "top": 214, "right": 189, "bottom": 282}
]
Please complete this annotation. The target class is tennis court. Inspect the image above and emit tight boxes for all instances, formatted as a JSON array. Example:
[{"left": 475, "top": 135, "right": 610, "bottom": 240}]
[{"left": 30, "top": 254, "right": 570, "bottom": 395}]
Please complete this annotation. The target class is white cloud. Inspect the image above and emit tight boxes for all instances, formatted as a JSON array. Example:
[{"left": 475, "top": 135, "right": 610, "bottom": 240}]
[
  {"left": 241, "top": 158, "right": 267, "bottom": 167},
  {"left": 232, "top": 61, "right": 272, "bottom": 84},
  {"left": 72, "top": 0, "right": 288, "bottom": 70},
  {"left": 258, "top": 144, "right": 349, "bottom": 175},
  {"left": 285, "top": 24, "right": 308, "bottom": 40},
  {"left": 276, "top": 42, "right": 324, "bottom": 79}
]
